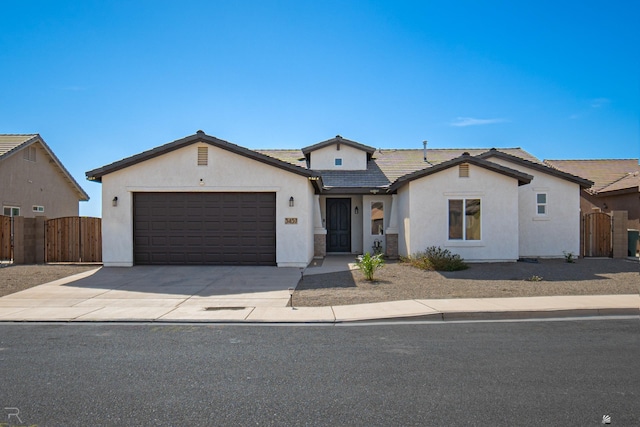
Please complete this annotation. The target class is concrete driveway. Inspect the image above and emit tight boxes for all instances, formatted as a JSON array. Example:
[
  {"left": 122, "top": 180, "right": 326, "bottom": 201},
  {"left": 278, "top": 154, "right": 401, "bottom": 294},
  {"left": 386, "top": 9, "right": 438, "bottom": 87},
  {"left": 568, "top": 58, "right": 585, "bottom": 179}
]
[{"left": 0, "top": 266, "right": 303, "bottom": 321}]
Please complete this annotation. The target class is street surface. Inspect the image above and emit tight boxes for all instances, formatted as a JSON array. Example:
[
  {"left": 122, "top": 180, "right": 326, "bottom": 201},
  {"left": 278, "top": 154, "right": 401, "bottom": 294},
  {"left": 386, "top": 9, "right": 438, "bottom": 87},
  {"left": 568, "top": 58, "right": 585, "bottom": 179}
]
[{"left": 0, "top": 318, "right": 638, "bottom": 426}]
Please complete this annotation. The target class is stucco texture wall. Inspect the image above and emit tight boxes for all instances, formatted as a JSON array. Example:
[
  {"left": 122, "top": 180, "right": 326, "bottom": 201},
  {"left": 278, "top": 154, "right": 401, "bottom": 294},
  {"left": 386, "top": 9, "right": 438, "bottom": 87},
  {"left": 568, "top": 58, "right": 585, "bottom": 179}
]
[
  {"left": 0, "top": 143, "right": 80, "bottom": 218},
  {"left": 491, "top": 158, "right": 582, "bottom": 258},
  {"left": 309, "top": 144, "right": 367, "bottom": 170},
  {"left": 100, "top": 143, "right": 315, "bottom": 267},
  {"left": 402, "top": 165, "right": 521, "bottom": 262}
]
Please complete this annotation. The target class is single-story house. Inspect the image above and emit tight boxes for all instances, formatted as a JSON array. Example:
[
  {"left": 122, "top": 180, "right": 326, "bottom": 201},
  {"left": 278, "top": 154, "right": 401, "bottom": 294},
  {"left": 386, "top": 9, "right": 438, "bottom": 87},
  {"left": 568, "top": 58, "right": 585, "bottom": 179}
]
[
  {"left": 86, "top": 131, "right": 592, "bottom": 267},
  {"left": 1, "top": 134, "right": 89, "bottom": 218}
]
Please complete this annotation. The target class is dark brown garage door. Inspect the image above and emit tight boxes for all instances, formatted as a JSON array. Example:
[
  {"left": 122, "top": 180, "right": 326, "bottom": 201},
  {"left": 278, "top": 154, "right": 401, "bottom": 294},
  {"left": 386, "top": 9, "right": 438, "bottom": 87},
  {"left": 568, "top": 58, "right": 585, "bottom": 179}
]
[{"left": 134, "top": 192, "right": 276, "bottom": 265}]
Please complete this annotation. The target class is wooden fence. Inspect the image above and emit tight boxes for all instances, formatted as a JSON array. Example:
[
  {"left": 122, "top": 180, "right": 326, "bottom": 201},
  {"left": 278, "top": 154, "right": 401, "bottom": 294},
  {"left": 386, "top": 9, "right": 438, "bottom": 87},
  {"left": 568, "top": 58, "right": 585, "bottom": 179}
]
[
  {"left": 583, "top": 212, "right": 612, "bottom": 257},
  {"left": 0, "top": 215, "right": 11, "bottom": 261},
  {"left": 46, "top": 217, "right": 102, "bottom": 262}
]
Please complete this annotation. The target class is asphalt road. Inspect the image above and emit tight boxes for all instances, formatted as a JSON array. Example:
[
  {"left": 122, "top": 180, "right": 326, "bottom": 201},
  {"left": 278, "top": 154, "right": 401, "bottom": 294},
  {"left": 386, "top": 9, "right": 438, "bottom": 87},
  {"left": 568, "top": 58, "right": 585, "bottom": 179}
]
[{"left": 0, "top": 318, "right": 638, "bottom": 426}]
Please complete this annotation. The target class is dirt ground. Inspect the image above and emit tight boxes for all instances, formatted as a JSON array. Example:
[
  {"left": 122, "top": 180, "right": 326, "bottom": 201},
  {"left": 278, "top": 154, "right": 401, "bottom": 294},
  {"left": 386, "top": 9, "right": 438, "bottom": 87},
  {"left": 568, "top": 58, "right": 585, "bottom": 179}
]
[
  {"left": 294, "top": 258, "right": 640, "bottom": 307},
  {"left": 0, "top": 264, "right": 99, "bottom": 297}
]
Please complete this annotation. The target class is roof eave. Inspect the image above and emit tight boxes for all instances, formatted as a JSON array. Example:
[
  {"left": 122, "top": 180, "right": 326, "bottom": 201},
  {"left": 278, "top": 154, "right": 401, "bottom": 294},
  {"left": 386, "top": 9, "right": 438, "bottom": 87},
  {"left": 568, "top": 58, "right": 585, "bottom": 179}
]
[
  {"left": 479, "top": 150, "right": 593, "bottom": 188},
  {"left": 389, "top": 155, "right": 533, "bottom": 192},
  {"left": 86, "top": 132, "right": 316, "bottom": 182}
]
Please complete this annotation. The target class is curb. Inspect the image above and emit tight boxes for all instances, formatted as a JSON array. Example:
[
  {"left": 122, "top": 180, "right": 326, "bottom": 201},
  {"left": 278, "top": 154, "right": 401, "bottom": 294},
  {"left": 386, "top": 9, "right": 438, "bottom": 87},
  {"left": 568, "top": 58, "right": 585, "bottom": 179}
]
[{"left": 0, "top": 308, "right": 637, "bottom": 324}]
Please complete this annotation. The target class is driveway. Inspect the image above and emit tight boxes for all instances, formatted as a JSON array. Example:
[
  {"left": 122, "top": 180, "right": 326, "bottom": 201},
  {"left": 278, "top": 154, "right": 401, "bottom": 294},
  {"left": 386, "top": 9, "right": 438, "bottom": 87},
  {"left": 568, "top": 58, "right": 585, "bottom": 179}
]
[{"left": 0, "top": 266, "right": 303, "bottom": 321}]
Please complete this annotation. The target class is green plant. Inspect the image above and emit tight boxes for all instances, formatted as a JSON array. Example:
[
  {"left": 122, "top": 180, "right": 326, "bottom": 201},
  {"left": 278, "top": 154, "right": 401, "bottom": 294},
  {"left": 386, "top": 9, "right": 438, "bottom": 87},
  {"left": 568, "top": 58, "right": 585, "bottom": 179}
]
[
  {"left": 563, "top": 251, "right": 575, "bottom": 263},
  {"left": 406, "top": 246, "right": 468, "bottom": 271},
  {"left": 356, "top": 252, "right": 385, "bottom": 280},
  {"left": 526, "top": 275, "right": 543, "bottom": 282}
]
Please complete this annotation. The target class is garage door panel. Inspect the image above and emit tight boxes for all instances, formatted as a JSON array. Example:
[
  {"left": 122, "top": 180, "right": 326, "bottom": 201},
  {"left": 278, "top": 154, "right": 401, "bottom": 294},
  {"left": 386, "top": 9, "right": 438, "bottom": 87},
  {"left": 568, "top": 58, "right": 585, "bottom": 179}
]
[{"left": 134, "top": 192, "right": 276, "bottom": 266}]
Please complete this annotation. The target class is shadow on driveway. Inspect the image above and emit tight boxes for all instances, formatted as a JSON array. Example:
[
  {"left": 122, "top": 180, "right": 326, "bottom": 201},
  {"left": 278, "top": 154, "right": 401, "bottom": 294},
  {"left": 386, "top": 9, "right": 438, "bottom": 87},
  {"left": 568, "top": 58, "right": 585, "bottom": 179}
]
[{"left": 62, "top": 266, "right": 303, "bottom": 297}]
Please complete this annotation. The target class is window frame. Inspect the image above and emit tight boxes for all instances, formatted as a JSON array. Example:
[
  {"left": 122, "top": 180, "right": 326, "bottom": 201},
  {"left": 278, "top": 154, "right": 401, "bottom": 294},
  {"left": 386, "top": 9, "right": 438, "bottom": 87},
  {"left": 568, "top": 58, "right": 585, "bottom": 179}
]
[
  {"left": 448, "top": 198, "right": 481, "bottom": 241},
  {"left": 3, "top": 206, "right": 20, "bottom": 217},
  {"left": 334, "top": 158, "right": 343, "bottom": 166},
  {"left": 32, "top": 205, "right": 45, "bottom": 213},
  {"left": 536, "top": 192, "right": 547, "bottom": 216},
  {"left": 370, "top": 201, "right": 384, "bottom": 235}
]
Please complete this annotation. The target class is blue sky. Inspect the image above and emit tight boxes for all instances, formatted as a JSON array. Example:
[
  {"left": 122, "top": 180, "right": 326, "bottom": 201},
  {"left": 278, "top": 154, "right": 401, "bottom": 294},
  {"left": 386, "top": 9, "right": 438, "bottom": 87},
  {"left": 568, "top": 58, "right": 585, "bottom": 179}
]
[{"left": 1, "top": 0, "right": 638, "bottom": 217}]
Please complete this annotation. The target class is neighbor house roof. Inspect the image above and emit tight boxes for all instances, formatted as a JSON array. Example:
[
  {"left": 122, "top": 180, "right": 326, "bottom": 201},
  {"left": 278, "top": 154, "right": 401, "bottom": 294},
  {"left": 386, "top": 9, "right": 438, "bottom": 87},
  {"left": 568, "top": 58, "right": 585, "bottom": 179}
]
[
  {"left": 544, "top": 159, "right": 639, "bottom": 194},
  {"left": 86, "top": 131, "right": 324, "bottom": 191},
  {"left": 0, "top": 134, "right": 89, "bottom": 201}
]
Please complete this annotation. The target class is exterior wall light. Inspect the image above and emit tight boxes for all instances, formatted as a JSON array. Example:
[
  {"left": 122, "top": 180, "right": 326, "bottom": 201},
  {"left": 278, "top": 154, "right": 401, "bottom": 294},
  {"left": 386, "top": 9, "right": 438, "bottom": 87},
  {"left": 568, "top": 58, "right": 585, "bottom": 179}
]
[
  {"left": 112, "top": 196, "right": 118, "bottom": 207},
  {"left": 355, "top": 206, "right": 359, "bottom": 214},
  {"left": 289, "top": 196, "right": 294, "bottom": 207}
]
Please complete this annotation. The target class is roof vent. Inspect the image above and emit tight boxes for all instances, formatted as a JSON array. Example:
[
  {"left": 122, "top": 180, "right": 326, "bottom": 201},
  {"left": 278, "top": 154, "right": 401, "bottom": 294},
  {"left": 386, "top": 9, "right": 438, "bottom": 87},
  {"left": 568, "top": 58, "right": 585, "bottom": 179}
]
[
  {"left": 335, "top": 135, "right": 342, "bottom": 139},
  {"left": 423, "top": 140, "right": 428, "bottom": 162},
  {"left": 462, "top": 151, "right": 470, "bottom": 156},
  {"left": 196, "top": 130, "right": 205, "bottom": 134}
]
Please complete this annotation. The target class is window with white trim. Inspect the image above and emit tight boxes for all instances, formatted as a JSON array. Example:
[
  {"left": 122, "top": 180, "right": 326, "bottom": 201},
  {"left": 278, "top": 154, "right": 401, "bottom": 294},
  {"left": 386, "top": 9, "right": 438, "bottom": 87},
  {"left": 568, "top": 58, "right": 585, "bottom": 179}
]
[
  {"left": 3, "top": 206, "right": 20, "bottom": 217},
  {"left": 32, "top": 205, "right": 45, "bottom": 213},
  {"left": 536, "top": 193, "right": 547, "bottom": 215},
  {"left": 335, "top": 158, "right": 342, "bottom": 166},
  {"left": 448, "top": 199, "right": 481, "bottom": 240}
]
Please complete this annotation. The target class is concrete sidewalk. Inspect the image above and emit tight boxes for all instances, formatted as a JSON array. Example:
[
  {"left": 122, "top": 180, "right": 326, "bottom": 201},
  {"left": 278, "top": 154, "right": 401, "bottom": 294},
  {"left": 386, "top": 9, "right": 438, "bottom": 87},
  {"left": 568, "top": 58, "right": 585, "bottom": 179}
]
[{"left": 0, "top": 264, "right": 637, "bottom": 322}]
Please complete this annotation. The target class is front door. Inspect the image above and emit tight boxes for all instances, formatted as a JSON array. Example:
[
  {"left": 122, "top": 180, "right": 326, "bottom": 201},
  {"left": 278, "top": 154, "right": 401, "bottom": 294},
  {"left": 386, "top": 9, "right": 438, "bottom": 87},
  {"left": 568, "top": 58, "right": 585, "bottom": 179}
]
[{"left": 326, "top": 198, "right": 351, "bottom": 252}]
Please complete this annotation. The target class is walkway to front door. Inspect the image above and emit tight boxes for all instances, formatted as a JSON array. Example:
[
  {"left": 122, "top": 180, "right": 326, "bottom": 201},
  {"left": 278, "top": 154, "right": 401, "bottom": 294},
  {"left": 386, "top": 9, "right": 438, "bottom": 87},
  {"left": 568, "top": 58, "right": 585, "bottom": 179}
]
[{"left": 326, "top": 198, "right": 351, "bottom": 252}]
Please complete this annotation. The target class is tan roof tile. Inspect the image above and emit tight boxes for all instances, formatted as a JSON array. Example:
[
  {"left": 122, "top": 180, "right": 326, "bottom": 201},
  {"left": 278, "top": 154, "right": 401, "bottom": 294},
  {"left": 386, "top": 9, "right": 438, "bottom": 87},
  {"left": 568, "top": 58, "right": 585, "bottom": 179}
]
[{"left": 544, "top": 159, "right": 640, "bottom": 192}]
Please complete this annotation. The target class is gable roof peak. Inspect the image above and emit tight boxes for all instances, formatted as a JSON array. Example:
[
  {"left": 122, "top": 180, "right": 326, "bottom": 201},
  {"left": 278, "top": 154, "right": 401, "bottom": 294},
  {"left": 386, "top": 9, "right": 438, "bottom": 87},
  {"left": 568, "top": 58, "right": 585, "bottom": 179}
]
[{"left": 301, "top": 135, "right": 375, "bottom": 155}]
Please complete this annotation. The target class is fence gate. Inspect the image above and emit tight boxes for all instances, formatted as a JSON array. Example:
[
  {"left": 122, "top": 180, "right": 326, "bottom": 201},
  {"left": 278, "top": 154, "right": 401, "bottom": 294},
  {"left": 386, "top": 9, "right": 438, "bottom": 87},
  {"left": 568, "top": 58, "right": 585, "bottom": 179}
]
[
  {"left": 0, "top": 215, "right": 11, "bottom": 261},
  {"left": 583, "top": 212, "right": 612, "bottom": 257},
  {"left": 46, "top": 217, "right": 102, "bottom": 262}
]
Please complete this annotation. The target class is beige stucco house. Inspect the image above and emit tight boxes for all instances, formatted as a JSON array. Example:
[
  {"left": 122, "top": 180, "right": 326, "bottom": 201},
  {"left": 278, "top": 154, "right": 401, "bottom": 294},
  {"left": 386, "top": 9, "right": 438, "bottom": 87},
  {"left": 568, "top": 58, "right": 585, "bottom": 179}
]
[
  {"left": 1, "top": 134, "right": 89, "bottom": 218},
  {"left": 86, "top": 131, "right": 591, "bottom": 267}
]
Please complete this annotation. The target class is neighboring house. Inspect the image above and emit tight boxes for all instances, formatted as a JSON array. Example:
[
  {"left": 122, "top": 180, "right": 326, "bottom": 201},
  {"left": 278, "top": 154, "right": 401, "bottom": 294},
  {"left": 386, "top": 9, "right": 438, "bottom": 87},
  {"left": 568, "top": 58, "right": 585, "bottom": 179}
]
[
  {"left": 1, "top": 134, "right": 89, "bottom": 218},
  {"left": 86, "top": 131, "right": 591, "bottom": 267},
  {"left": 544, "top": 159, "right": 640, "bottom": 231}
]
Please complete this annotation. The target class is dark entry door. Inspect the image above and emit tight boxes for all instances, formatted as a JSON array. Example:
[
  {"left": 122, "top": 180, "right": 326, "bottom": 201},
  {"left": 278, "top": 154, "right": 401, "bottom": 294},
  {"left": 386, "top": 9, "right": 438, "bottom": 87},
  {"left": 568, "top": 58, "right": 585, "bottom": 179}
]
[{"left": 326, "top": 198, "right": 351, "bottom": 252}]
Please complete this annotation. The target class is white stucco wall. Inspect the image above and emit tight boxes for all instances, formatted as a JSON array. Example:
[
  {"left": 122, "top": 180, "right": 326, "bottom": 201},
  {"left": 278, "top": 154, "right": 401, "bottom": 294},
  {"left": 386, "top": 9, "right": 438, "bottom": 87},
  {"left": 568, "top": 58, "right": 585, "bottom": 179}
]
[
  {"left": 100, "top": 143, "right": 315, "bottom": 267},
  {"left": 490, "top": 158, "right": 582, "bottom": 257},
  {"left": 309, "top": 144, "right": 367, "bottom": 170},
  {"left": 402, "top": 164, "right": 521, "bottom": 262}
]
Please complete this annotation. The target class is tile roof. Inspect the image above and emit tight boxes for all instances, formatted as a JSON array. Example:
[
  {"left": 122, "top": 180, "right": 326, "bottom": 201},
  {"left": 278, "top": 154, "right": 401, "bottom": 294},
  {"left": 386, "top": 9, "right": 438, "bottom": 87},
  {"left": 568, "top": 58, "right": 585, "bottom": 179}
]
[
  {"left": 544, "top": 159, "right": 640, "bottom": 193},
  {"left": 0, "top": 134, "right": 38, "bottom": 157},
  {"left": 258, "top": 147, "right": 543, "bottom": 190}
]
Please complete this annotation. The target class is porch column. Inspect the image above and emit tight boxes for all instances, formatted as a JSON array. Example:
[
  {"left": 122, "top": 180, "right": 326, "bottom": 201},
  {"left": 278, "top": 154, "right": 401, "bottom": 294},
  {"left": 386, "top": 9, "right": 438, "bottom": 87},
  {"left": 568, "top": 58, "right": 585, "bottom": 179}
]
[
  {"left": 313, "top": 195, "right": 326, "bottom": 258},
  {"left": 385, "top": 194, "right": 399, "bottom": 259},
  {"left": 612, "top": 210, "right": 628, "bottom": 258}
]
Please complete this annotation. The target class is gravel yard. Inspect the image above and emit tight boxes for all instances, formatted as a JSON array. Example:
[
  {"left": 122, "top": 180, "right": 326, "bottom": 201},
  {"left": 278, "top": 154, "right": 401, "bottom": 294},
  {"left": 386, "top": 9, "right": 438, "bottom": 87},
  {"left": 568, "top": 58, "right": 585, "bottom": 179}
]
[
  {"left": 294, "top": 258, "right": 640, "bottom": 307},
  {"left": 0, "top": 259, "right": 637, "bottom": 307}
]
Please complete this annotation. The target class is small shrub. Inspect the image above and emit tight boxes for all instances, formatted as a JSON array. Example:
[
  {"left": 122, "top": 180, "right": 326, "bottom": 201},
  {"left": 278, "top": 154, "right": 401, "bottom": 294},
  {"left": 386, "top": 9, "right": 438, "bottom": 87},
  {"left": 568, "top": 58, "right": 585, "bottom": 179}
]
[
  {"left": 356, "top": 252, "right": 385, "bottom": 281},
  {"left": 563, "top": 251, "right": 575, "bottom": 263},
  {"left": 526, "top": 275, "right": 543, "bottom": 282},
  {"left": 406, "top": 246, "right": 468, "bottom": 271}
]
